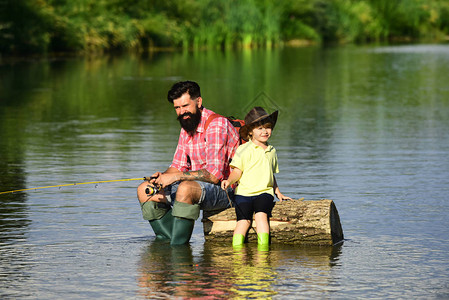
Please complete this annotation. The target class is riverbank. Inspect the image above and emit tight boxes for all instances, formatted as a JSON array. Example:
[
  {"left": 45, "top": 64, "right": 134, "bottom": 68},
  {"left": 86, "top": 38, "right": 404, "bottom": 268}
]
[{"left": 2, "top": 0, "right": 449, "bottom": 56}]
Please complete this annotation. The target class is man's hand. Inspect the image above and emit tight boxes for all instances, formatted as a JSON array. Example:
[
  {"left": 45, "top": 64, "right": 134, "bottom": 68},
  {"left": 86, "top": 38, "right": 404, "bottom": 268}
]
[
  {"left": 144, "top": 172, "right": 161, "bottom": 183},
  {"left": 144, "top": 169, "right": 181, "bottom": 188},
  {"left": 146, "top": 168, "right": 218, "bottom": 189},
  {"left": 154, "top": 172, "right": 180, "bottom": 188}
]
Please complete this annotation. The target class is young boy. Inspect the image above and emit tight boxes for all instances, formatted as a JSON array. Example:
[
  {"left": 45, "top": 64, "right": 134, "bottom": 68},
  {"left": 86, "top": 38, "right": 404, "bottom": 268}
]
[{"left": 221, "top": 107, "right": 291, "bottom": 248}]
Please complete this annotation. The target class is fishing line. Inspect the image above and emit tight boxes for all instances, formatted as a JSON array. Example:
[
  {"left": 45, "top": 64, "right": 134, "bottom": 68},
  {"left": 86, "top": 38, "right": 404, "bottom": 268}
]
[
  {"left": 2, "top": 176, "right": 270, "bottom": 245},
  {"left": 0, "top": 177, "right": 145, "bottom": 195}
]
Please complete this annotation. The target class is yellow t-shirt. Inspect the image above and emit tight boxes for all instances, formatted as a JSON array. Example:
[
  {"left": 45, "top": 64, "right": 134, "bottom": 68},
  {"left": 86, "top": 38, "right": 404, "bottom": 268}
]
[{"left": 230, "top": 140, "right": 279, "bottom": 197}]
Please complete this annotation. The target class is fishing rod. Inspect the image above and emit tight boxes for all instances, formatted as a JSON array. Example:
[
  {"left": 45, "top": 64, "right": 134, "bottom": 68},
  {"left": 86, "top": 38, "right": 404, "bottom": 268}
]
[{"left": 0, "top": 177, "right": 147, "bottom": 195}]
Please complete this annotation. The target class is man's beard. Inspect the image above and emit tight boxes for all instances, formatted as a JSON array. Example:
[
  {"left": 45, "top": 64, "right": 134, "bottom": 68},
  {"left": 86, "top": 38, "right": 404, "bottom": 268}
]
[{"left": 177, "top": 109, "right": 202, "bottom": 134}]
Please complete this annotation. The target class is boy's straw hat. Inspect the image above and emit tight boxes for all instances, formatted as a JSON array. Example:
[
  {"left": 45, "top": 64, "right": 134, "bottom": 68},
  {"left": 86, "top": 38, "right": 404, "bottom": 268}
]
[{"left": 239, "top": 107, "right": 278, "bottom": 141}]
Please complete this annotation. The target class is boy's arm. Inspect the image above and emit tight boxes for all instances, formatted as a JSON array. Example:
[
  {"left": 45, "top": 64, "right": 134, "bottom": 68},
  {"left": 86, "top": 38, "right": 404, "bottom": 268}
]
[
  {"left": 221, "top": 167, "right": 242, "bottom": 190},
  {"left": 273, "top": 175, "right": 292, "bottom": 201}
]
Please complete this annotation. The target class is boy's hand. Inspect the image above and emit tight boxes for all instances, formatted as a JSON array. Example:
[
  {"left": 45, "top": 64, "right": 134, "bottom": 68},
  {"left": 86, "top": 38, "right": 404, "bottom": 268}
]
[
  {"left": 276, "top": 192, "right": 292, "bottom": 202},
  {"left": 221, "top": 180, "right": 230, "bottom": 190}
]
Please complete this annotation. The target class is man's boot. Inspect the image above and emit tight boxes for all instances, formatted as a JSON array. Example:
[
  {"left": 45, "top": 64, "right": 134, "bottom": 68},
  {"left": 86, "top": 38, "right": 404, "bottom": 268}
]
[
  {"left": 141, "top": 201, "right": 174, "bottom": 240},
  {"left": 171, "top": 201, "right": 201, "bottom": 245}
]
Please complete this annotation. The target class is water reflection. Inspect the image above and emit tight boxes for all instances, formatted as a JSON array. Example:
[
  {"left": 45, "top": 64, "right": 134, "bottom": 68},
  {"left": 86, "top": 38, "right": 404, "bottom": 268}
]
[
  {"left": 0, "top": 104, "right": 31, "bottom": 288},
  {"left": 203, "top": 243, "right": 278, "bottom": 299},
  {"left": 137, "top": 240, "right": 234, "bottom": 298},
  {"left": 137, "top": 240, "right": 341, "bottom": 298},
  {"left": 0, "top": 191, "right": 30, "bottom": 290}
]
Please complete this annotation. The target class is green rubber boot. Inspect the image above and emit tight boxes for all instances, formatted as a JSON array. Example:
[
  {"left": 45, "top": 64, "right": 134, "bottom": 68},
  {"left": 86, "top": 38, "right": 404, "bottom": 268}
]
[
  {"left": 171, "top": 217, "right": 195, "bottom": 245},
  {"left": 170, "top": 201, "right": 201, "bottom": 245},
  {"left": 232, "top": 234, "right": 245, "bottom": 248},
  {"left": 148, "top": 209, "right": 174, "bottom": 240},
  {"left": 257, "top": 232, "right": 270, "bottom": 251},
  {"left": 141, "top": 201, "right": 173, "bottom": 240}
]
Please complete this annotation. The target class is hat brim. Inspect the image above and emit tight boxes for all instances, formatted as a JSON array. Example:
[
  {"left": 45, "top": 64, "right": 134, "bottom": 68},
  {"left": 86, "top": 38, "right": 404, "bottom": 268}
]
[{"left": 240, "top": 110, "right": 278, "bottom": 141}]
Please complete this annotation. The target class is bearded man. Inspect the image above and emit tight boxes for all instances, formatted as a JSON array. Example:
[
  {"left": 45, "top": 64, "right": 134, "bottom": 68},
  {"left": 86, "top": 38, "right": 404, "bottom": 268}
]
[{"left": 137, "top": 81, "right": 240, "bottom": 245}]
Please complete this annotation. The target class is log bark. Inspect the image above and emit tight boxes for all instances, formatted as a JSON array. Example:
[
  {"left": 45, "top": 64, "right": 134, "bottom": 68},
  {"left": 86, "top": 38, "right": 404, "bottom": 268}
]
[{"left": 202, "top": 199, "right": 344, "bottom": 246}]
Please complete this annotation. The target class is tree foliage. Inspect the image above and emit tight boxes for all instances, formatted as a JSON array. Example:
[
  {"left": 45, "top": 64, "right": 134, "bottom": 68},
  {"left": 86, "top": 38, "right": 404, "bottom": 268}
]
[{"left": 1, "top": 0, "right": 448, "bottom": 55}]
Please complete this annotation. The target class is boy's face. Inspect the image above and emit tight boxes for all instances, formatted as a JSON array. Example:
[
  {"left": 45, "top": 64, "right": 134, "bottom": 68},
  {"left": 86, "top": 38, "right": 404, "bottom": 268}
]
[{"left": 250, "top": 123, "right": 272, "bottom": 146}]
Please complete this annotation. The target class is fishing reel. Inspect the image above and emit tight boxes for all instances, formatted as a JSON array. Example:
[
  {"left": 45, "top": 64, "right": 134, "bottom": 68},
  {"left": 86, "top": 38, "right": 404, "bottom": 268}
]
[
  {"left": 145, "top": 185, "right": 161, "bottom": 197},
  {"left": 143, "top": 176, "right": 161, "bottom": 197},
  {"left": 145, "top": 185, "right": 160, "bottom": 196}
]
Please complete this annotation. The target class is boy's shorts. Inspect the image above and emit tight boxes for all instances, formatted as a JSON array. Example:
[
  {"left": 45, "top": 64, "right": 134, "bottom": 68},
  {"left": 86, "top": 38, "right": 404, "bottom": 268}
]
[
  {"left": 233, "top": 193, "right": 275, "bottom": 221},
  {"left": 165, "top": 181, "right": 233, "bottom": 212}
]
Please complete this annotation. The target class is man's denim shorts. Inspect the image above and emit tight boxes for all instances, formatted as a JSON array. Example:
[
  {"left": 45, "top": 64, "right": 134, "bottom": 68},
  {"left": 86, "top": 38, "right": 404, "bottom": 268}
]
[{"left": 165, "top": 181, "right": 233, "bottom": 211}]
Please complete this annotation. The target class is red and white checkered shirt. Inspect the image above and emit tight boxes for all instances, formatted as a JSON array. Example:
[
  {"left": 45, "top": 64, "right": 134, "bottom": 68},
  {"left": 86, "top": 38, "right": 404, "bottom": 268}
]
[{"left": 170, "top": 108, "right": 239, "bottom": 181}]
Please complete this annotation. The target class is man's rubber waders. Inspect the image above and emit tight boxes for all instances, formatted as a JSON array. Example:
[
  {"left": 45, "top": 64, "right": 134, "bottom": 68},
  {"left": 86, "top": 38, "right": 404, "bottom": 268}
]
[
  {"left": 171, "top": 201, "right": 200, "bottom": 245},
  {"left": 141, "top": 201, "right": 200, "bottom": 245},
  {"left": 141, "top": 201, "right": 173, "bottom": 240}
]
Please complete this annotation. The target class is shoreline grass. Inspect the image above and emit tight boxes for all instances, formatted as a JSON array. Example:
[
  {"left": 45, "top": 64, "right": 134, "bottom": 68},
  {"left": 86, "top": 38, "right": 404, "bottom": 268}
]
[{"left": 1, "top": 0, "right": 448, "bottom": 55}]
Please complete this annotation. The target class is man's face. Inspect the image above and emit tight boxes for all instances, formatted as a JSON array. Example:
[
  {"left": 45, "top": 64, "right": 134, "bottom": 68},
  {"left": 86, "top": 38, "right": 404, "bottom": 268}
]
[{"left": 173, "top": 93, "right": 203, "bottom": 133}]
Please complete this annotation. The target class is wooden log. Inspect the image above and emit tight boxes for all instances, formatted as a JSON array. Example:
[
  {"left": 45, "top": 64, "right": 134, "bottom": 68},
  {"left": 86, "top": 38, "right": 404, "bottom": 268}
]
[{"left": 202, "top": 199, "right": 344, "bottom": 246}]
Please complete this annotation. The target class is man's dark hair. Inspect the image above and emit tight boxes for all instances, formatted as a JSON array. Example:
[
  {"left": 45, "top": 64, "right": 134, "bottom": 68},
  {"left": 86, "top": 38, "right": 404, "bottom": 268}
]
[{"left": 167, "top": 81, "right": 201, "bottom": 103}]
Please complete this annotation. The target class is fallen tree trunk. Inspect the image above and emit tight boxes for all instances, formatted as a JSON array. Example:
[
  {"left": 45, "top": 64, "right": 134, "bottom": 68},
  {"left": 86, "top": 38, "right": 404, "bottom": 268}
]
[{"left": 202, "top": 199, "right": 344, "bottom": 246}]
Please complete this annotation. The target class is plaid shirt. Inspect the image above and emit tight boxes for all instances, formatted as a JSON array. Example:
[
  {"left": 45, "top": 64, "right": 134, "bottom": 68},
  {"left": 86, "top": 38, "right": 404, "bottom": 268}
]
[{"left": 170, "top": 108, "right": 239, "bottom": 181}]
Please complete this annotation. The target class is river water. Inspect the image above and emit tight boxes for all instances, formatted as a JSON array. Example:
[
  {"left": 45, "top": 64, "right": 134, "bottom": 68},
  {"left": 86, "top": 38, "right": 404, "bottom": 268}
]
[{"left": 1, "top": 45, "right": 448, "bottom": 299}]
